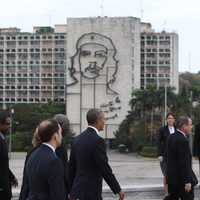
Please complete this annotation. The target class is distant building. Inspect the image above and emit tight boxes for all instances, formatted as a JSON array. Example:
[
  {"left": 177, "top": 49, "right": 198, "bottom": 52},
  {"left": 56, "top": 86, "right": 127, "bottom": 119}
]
[
  {"left": 0, "top": 26, "right": 66, "bottom": 108},
  {"left": 0, "top": 17, "right": 178, "bottom": 142},
  {"left": 140, "top": 23, "right": 179, "bottom": 92},
  {"left": 0, "top": 27, "right": 20, "bottom": 33}
]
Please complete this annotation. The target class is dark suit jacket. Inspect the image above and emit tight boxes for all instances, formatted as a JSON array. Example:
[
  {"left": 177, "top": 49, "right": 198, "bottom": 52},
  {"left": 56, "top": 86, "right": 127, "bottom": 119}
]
[
  {"left": 166, "top": 131, "right": 198, "bottom": 187},
  {"left": 69, "top": 127, "right": 121, "bottom": 200},
  {"left": 157, "top": 125, "right": 176, "bottom": 157},
  {"left": 19, "top": 146, "right": 39, "bottom": 200},
  {"left": 26, "top": 144, "right": 65, "bottom": 200},
  {"left": 192, "top": 123, "right": 200, "bottom": 156},
  {"left": 20, "top": 139, "right": 69, "bottom": 200},
  {"left": 0, "top": 136, "right": 15, "bottom": 200}
]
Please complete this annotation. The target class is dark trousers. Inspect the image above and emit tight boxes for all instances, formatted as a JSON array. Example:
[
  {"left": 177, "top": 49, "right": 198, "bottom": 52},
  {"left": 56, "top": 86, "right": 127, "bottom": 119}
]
[{"left": 164, "top": 184, "right": 194, "bottom": 200}]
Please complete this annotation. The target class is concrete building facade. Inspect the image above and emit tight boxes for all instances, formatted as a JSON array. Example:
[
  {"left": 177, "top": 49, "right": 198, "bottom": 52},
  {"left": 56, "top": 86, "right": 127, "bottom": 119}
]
[
  {"left": 0, "top": 26, "right": 66, "bottom": 108},
  {"left": 140, "top": 23, "right": 179, "bottom": 92},
  {"left": 66, "top": 17, "right": 141, "bottom": 141}
]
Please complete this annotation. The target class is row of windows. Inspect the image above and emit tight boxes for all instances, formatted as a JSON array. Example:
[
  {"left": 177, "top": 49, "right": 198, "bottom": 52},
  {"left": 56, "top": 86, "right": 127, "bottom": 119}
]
[
  {"left": 0, "top": 54, "right": 65, "bottom": 59},
  {"left": 141, "top": 53, "right": 171, "bottom": 58},
  {"left": 0, "top": 73, "right": 65, "bottom": 78},
  {"left": 0, "top": 41, "right": 66, "bottom": 46},
  {"left": 0, "top": 67, "right": 64, "bottom": 73},
  {"left": 141, "top": 41, "right": 171, "bottom": 45},
  {"left": 0, "top": 41, "right": 66, "bottom": 47},
  {"left": 141, "top": 48, "right": 170, "bottom": 53},
  {"left": 0, "top": 60, "right": 65, "bottom": 65},
  {"left": 141, "top": 61, "right": 170, "bottom": 65},
  {"left": 141, "top": 35, "right": 171, "bottom": 40},
  {"left": 0, "top": 98, "right": 65, "bottom": 103},
  {"left": 0, "top": 35, "right": 66, "bottom": 41},
  {"left": 0, "top": 85, "right": 65, "bottom": 90},
  {"left": 1, "top": 78, "right": 64, "bottom": 83},
  {"left": 0, "top": 48, "right": 66, "bottom": 53},
  {"left": 141, "top": 74, "right": 171, "bottom": 78}
]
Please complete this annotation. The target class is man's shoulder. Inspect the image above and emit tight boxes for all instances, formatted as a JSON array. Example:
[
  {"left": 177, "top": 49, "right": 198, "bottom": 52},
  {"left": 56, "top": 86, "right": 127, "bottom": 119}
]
[
  {"left": 29, "top": 145, "right": 60, "bottom": 166},
  {"left": 168, "top": 131, "right": 180, "bottom": 140},
  {"left": 74, "top": 128, "right": 100, "bottom": 144},
  {"left": 80, "top": 127, "right": 99, "bottom": 137},
  {"left": 29, "top": 145, "right": 54, "bottom": 159},
  {"left": 158, "top": 125, "right": 168, "bottom": 133},
  {"left": 171, "top": 131, "right": 187, "bottom": 143}
]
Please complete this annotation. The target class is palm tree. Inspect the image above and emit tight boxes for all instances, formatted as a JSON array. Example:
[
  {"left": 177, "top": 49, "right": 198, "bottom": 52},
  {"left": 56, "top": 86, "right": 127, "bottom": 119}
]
[{"left": 130, "top": 89, "right": 149, "bottom": 119}]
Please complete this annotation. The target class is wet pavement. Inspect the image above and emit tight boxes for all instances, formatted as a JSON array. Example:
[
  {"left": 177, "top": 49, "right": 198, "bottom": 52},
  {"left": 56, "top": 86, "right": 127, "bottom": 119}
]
[{"left": 10, "top": 150, "right": 200, "bottom": 200}]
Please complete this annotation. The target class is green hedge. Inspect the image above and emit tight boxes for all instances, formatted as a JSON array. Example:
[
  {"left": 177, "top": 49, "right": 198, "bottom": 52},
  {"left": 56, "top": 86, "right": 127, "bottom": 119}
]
[
  {"left": 10, "top": 131, "right": 33, "bottom": 152},
  {"left": 138, "top": 146, "right": 157, "bottom": 158}
]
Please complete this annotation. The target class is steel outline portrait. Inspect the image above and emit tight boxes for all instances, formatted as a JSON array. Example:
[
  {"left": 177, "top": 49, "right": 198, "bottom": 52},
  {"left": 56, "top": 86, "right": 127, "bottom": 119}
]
[{"left": 67, "top": 32, "right": 118, "bottom": 94}]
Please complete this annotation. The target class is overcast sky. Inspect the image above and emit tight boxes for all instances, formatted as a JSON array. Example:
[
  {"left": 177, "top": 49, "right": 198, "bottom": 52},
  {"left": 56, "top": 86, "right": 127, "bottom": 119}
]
[{"left": 1, "top": 0, "right": 200, "bottom": 73}]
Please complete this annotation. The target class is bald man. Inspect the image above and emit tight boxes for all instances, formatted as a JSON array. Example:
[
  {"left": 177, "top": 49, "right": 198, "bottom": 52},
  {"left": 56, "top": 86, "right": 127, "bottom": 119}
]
[{"left": 25, "top": 119, "right": 65, "bottom": 200}]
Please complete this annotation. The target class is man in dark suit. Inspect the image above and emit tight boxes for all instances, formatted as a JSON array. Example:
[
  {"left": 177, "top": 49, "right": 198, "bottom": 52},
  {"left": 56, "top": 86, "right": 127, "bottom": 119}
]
[
  {"left": 0, "top": 113, "right": 18, "bottom": 200},
  {"left": 54, "top": 114, "right": 70, "bottom": 198},
  {"left": 69, "top": 108, "right": 124, "bottom": 200},
  {"left": 19, "top": 114, "right": 70, "bottom": 200},
  {"left": 25, "top": 119, "right": 65, "bottom": 200},
  {"left": 165, "top": 116, "right": 198, "bottom": 200}
]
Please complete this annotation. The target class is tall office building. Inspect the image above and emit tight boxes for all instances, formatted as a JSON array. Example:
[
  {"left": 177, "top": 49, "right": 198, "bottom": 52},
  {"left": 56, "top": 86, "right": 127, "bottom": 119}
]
[
  {"left": 0, "top": 25, "right": 67, "bottom": 108},
  {"left": 140, "top": 23, "right": 179, "bottom": 92}
]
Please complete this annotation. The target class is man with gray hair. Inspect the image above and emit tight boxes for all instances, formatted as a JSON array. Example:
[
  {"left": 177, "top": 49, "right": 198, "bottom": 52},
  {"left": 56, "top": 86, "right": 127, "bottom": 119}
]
[
  {"left": 69, "top": 108, "right": 124, "bottom": 200},
  {"left": 165, "top": 116, "right": 198, "bottom": 200},
  {"left": 53, "top": 114, "right": 70, "bottom": 199}
]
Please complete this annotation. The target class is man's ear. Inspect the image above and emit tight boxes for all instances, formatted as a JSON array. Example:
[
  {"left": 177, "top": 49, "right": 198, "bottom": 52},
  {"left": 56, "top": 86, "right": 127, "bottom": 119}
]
[{"left": 53, "top": 132, "right": 57, "bottom": 141}]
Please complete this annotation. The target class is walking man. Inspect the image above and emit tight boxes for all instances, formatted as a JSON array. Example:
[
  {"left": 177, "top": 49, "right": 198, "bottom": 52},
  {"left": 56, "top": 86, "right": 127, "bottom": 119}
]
[
  {"left": 25, "top": 119, "right": 65, "bottom": 200},
  {"left": 0, "top": 113, "right": 18, "bottom": 200},
  {"left": 69, "top": 108, "right": 124, "bottom": 200},
  {"left": 165, "top": 116, "right": 198, "bottom": 200},
  {"left": 20, "top": 114, "right": 71, "bottom": 200}
]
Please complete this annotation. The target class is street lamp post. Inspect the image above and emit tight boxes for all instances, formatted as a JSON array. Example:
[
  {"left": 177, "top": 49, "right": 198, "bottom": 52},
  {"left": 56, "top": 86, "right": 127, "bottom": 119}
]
[
  {"left": 9, "top": 108, "right": 14, "bottom": 160},
  {"left": 164, "top": 79, "right": 167, "bottom": 124},
  {"left": 189, "top": 91, "right": 193, "bottom": 149},
  {"left": 162, "top": 76, "right": 168, "bottom": 126}
]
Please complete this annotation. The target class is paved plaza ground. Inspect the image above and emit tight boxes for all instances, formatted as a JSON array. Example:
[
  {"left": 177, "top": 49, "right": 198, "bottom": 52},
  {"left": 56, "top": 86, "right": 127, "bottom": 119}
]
[{"left": 10, "top": 150, "right": 200, "bottom": 200}]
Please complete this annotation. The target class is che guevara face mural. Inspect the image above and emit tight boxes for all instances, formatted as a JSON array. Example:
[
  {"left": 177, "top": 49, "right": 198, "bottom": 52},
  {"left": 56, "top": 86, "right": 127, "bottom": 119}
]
[
  {"left": 79, "top": 43, "right": 107, "bottom": 79},
  {"left": 67, "top": 32, "right": 118, "bottom": 94}
]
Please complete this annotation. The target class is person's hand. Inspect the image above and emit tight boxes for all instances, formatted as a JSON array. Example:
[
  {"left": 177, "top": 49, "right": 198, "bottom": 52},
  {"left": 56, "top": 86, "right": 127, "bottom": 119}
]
[
  {"left": 184, "top": 183, "right": 192, "bottom": 192},
  {"left": 158, "top": 156, "right": 163, "bottom": 162},
  {"left": 118, "top": 191, "right": 125, "bottom": 200},
  {"left": 11, "top": 177, "right": 18, "bottom": 188}
]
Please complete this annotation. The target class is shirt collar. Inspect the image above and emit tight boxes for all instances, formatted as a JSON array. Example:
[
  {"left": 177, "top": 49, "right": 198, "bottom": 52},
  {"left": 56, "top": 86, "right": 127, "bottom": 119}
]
[
  {"left": 88, "top": 126, "right": 100, "bottom": 136},
  {"left": 177, "top": 129, "right": 186, "bottom": 137},
  {"left": 168, "top": 126, "right": 175, "bottom": 134},
  {"left": 0, "top": 132, "right": 5, "bottom": 140},
  {"left": 42, "top": 143, "right": 55, "bottom": 153}
]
